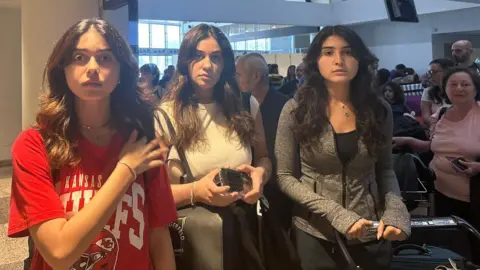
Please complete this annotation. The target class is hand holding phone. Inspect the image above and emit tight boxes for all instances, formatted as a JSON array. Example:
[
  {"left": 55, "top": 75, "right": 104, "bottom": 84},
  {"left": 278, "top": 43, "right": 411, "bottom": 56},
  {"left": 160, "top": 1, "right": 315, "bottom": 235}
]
[
  {"left": 235, "top": 164, "right": 266, "bottom": 204},
  {"left": 214, "top": 168, "right": 252, "bottom": 194},
  {"left": 195, "top": 168, "right": 241, "bottom": 207},
  {"left": 448, "top": 157, "right": 469, "bottom": 172}
]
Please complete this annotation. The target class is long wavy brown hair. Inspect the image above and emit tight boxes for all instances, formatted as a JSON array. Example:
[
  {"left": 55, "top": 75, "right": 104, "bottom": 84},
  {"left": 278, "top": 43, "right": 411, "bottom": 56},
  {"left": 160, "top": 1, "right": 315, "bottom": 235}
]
[
  {"left": 162, "top": 24, "right": 254, "bottom": 150},
  {"left": 36, "top": 19, "right": 156, "bottom": 170},
  {"left": 294, "top": 25, "right": 386, "bottom": 155}
]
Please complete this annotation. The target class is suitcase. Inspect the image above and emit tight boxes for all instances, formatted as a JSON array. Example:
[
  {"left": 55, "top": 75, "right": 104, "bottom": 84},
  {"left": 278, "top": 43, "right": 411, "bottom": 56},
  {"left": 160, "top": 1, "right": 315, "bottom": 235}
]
[
  {"left": 392, "top": 244, "right": 466, "bottom": 270},
  {"left": 336, "top": 216, "right": 480, "bottom": 270}
]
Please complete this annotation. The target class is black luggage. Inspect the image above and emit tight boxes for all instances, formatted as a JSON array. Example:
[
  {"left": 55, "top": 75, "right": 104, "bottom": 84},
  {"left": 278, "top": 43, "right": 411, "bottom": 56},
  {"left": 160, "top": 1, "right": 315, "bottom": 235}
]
[
  {"left": 392, "top": 216, "right": 480, "bottom": 269},
  {"left": 392, "top": 244, "right": 466, "bottom": 270},
  {"left": 337, "top": 216, "right": 480, "bottom": 270}
]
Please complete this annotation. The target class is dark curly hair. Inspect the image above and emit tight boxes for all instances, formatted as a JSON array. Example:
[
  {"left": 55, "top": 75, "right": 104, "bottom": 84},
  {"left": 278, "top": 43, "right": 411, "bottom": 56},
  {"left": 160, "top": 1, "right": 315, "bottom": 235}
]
[
  {"left": 162, "top": 24, "right": 254, "bottom": 150},
  {"left": 293, "top": 25, "right": 387, "bottom": 155},
  {"left": 382, "top": 82, "right": 405, "bottom": 104}
]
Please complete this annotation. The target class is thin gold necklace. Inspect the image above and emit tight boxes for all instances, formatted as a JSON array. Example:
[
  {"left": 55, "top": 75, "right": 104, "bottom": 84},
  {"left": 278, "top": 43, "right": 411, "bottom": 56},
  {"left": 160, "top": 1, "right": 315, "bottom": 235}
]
[
  {"left": 80, "top": 119, "right": 111, "bottom": 141},
  {"left": 80, "top": 119, "right": 111, "bottom": 130}
]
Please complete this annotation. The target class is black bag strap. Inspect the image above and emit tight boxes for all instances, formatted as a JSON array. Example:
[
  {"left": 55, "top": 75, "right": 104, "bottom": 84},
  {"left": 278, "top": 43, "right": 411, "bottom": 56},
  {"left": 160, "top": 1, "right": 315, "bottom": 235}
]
[
  {"left": 240, "top": 92, "right": 255, "bottom": 163},
  {"left": 241, "top": 92, "right": 251, "bottom": 113},
  {"left": 157, "top": 108, "right": 194, "bottom": 184},
  {"left": 438, "top": 106, "right": 448, "bottom": 120},
  {"left": 334, "top": 231, "right": 359, "bottom": 270}
]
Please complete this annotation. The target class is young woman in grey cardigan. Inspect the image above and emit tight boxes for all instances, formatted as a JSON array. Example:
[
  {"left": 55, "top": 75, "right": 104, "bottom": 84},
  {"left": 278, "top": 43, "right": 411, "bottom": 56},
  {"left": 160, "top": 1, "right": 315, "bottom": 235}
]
[{"left": 275, "top": 25, "right": 411, "bottom": 270}]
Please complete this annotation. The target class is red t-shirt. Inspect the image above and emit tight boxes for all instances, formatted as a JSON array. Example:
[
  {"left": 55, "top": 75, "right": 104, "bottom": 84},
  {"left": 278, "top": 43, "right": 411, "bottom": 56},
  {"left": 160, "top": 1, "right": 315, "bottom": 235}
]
[{"left": 8, "top": 128, "right": 177, "bottom": 270}]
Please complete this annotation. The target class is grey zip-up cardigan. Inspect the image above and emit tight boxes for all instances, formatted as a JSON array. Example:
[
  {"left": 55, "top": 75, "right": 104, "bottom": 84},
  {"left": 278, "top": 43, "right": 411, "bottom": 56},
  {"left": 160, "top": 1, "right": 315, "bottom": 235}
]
[{"left": 275, "top": 98, "right": 411, "bottom": 243}]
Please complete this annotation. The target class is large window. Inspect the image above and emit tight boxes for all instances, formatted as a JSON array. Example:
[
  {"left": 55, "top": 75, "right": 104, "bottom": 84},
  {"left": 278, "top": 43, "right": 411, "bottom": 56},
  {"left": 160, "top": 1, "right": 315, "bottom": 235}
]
[
  {"left": 138, "top": 23, "right": 150, "bottom": 48},
  {"left": 139, "top": 21, "right": 181, "bottom": 74},
  {"left": 151, "top": 24, "right": 165, "bottom": 48},
  {"left": 234, "top": 41, "right": 246, "bottom": 51},
  {"left": 139, "top": 22, "right": 180, "bottom": 49},
  {"left": 232, "top": 38, "right": 271, "bottom": 52},
  {"left": 166, "top": 25, "right": 181, "bottom": 49},
  {"left": 256, "top": 39, "right": 268, "bottom": 51},
  {"left": 139, "top": 21, "right": 281, "bottom": 72},
  {"left": 138, "top": 56, "right": 150, "bottom": 68},
  {"left": 246, "top": 40, "right": 256, "bottom": 51}
]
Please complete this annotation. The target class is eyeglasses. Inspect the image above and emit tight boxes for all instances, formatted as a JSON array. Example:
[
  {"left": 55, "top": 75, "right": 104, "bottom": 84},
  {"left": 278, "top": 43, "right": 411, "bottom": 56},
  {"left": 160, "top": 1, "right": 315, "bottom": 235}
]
[{"left": 427, "top": 70, "right": 442, "bottom": 77}]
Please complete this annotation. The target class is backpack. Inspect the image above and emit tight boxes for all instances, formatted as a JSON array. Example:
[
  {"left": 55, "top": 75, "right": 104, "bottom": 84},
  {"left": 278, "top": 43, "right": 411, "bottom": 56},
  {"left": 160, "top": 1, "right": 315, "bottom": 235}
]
[{"left": 393, "top": 115, "right": 428, "bottom": 142}]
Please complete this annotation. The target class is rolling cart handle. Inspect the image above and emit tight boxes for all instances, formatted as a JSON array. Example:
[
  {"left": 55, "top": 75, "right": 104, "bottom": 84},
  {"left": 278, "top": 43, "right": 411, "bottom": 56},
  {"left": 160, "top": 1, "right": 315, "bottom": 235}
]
[
  {"left": 451, "top": 215, "right": 480, "bottom": 240},
  {"left": 334, "top": 216, "right": 480, "bottom": 270},
  {"left": 334, "top": 231, "right": 362, "bottom": 270}
]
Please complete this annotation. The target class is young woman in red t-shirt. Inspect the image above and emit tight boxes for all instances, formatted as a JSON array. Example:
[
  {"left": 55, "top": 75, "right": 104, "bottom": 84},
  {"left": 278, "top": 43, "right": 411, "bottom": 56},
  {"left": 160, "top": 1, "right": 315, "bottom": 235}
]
[{"left": 8, "top": 19, "right": 177, "bottom": 270}]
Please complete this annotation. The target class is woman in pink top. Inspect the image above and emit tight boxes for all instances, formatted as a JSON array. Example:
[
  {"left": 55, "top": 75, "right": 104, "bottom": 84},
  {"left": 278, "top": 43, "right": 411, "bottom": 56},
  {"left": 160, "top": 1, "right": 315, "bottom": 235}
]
[
  {"left": 395, "top": 67, "right": 480, "bottom": 211},
  {"left": 393, "top": 67, "right": 480, "bottom": 260}
]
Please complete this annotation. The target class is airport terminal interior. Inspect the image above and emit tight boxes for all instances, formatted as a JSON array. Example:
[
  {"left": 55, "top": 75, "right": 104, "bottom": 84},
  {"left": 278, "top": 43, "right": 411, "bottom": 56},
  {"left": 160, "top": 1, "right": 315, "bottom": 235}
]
[{"left": 1, "top": 0, "right": 480, "bottom": 269}]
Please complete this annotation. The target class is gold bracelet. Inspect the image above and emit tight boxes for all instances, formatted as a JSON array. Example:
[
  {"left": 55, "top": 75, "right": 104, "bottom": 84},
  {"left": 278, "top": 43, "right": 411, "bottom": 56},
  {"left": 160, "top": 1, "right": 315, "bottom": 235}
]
[{"left": 117, "top": 161, "right": 137, "bottom": 180}]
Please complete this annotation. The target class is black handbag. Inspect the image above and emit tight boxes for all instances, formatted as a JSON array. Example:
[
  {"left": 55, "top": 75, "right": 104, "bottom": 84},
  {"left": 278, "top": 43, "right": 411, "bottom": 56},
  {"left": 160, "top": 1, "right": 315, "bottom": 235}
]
[{"left": 158, "top": 107, "right": 265, "bottom": 270}]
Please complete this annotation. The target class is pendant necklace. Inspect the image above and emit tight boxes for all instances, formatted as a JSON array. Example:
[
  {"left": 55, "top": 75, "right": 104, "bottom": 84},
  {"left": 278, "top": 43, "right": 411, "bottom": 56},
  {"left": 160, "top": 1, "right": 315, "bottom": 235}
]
[{"left": 341, "top": 105, "right": 350, "bottom": 117}]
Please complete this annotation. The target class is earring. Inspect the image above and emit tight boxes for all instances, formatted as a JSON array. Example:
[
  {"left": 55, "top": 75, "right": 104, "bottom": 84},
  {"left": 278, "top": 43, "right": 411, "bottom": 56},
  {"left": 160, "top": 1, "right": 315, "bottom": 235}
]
[{"left": 117, "top": 80, "right": 120, "bottom": 85}]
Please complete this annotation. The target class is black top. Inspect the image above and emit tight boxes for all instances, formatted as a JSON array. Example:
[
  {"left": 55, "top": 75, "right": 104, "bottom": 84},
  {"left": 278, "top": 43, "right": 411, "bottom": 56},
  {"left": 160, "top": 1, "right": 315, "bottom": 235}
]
[
  {"left": 334, "top": 130, "right": 358, "bottom": 165},
  {"left": 469, "top": 62, "right": 480, "bottom": 75},
  {"left": 278, "top": 79, "right": 298, "bottom": 98},
  {"left": 260, "top": 89, "right": 289, "bottom": 208},
  {"left": 260, "top": 89, "right": 289, "bottom": 165}
]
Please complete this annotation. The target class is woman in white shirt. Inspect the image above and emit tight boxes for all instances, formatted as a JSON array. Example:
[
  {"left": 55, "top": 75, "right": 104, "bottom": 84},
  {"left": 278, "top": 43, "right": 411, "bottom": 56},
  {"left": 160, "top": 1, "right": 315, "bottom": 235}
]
[
  {"left": 421, "top": 58, "right": 455, "bottom": 127},
  {"left": 156, "top": 24, "right": 271, "bottom": 270}
]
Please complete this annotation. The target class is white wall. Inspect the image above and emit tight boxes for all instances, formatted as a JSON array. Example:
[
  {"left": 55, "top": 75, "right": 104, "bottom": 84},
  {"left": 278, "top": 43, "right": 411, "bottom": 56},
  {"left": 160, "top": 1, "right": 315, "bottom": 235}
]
[
  {"left": 140, "top": 0, "right": 334, "bottom": 26},
  {"left": 138, "top": 0, "right": 478, "bottom": 27},
  {"left": 350, "top": 6, "right": 480, "bottom": 74},
  {"left": 0, "top": 7, "right": 21, "bottom": 161},
  {"left": 351, "top": 20, "right": 432, "bottom": 73}
]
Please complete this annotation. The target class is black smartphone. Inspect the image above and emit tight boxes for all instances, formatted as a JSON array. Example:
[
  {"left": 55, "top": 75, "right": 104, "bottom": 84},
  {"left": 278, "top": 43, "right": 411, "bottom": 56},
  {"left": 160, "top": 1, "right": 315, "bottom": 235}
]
[
  {"left": 214, "top": 168, "right": 252, "bottom": 193},
  {"left": 451, "top": 157, "right": 468, "bottom": 172}
]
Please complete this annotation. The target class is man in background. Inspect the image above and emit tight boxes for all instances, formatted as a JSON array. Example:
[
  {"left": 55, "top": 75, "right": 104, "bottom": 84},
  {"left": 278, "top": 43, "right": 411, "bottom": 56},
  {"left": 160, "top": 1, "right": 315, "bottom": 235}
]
[
  {"left": 296, "top": 62, "right": 306, "bottom": 88},
  {"left": 159, "top": 65, "right": 175, "bottom": 89},
  {"left": 296, "top": 62, "right": 305, "bottom": 81},
  {"left": 451, "top": 40, "right": 480, "bottom": 75},
  {"left": 389, "top": 63, "right": 406, "bottom": 81},
  {"left": 268, "top": 63, "right": 284, "bottom": 91},
  {"left": 236, "top": 52, "right": 300, "bottom": 270},
  {"left": 236, "top": 54, "right": 289, "bottom": 186}
]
